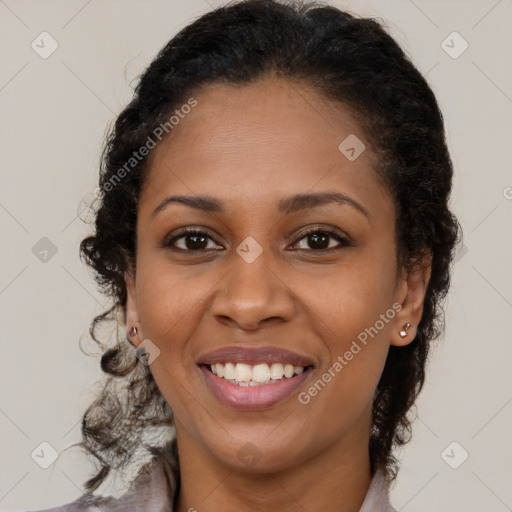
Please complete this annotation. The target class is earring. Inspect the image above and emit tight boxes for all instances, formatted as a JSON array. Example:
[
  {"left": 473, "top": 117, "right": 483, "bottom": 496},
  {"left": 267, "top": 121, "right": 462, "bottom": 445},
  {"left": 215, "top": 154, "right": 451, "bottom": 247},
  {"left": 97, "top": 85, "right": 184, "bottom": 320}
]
[
  {"left": 399, "top": 322, "right": 412, "bottom": 338},
  {"left": 126, "top": 326, "right": 138, "bottom": 348}
]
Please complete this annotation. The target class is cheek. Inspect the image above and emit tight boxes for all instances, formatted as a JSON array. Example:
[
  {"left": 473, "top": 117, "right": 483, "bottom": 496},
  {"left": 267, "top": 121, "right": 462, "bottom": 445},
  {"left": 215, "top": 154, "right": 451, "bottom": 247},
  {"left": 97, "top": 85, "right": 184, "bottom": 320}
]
[
  {"left": 133, "top": 258, "right": 210, "bottom": 414},
  {"left": 134, "top": 261, "right": 207, "bottom": 428},
  {"left": 297, "top": 274, "right": 394, "bottom": 443},
  {"left": 136, "top": 257, "right": 210, "bottom": 346},
  {"left": 297, "top": 250, "right": 396, "bottom": 408},
  {"left": 305, "top": 248, "right": 397, "bottom": 344}
]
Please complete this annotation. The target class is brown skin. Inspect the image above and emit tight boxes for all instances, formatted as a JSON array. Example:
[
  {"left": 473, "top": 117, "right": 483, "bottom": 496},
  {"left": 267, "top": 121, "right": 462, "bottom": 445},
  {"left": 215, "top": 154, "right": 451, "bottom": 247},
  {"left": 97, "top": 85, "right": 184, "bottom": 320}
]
[{"left": 124, "top": 77, "right": 431, "bottom": 512}]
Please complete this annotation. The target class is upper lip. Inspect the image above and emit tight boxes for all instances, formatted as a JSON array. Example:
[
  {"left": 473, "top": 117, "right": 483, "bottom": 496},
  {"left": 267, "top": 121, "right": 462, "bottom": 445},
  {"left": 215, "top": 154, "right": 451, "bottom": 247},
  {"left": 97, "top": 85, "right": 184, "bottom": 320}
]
[{"left": 197, "top": 346, "right": 315, "bottom": 367}]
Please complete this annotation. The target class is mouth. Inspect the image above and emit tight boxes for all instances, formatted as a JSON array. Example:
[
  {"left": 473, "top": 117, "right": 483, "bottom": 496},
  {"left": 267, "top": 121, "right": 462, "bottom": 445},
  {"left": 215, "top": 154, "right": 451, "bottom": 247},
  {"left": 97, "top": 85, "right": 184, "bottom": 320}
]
[
  {"left": 197, "top": 346, "right": 315, "bottom": 410},
  {"left": 202, "top": 361, "right": 313, "bottom": 386}
]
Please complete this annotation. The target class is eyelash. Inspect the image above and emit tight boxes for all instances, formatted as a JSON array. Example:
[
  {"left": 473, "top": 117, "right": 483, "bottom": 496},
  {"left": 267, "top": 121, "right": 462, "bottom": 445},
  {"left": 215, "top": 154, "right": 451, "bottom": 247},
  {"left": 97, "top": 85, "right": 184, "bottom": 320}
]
[{"left": 162, "top": 226, "right": 351, "bottom": 253}]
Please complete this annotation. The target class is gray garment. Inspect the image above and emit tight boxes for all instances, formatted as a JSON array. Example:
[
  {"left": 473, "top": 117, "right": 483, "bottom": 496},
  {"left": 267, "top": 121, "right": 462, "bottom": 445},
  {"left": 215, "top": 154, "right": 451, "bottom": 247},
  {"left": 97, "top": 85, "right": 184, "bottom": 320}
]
[{"left": 24, "top": 451, "right": 396, "bottom": 512}]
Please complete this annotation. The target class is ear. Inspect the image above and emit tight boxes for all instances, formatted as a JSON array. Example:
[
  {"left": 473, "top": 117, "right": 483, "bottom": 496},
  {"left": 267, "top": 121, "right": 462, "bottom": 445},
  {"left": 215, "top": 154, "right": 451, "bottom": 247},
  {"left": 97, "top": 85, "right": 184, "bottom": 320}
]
[
  {"left": 390, "top": 251, "right": 432, "bottom": 347},
  {"left": 125, "top": 271, "right": 142, "bottom": 348}
]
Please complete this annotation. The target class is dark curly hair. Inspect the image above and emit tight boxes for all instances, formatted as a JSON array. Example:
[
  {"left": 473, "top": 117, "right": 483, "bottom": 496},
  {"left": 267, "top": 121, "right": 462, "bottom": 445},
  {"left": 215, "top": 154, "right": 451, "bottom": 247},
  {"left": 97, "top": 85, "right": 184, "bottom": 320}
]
[{"left": 69, "top": 0, "right": 462, "bottom": 497}]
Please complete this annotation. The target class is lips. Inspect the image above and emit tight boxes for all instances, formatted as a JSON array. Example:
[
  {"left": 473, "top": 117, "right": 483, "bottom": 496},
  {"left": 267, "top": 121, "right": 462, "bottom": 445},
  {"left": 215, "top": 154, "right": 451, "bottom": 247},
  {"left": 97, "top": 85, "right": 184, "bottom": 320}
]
[
  {"left": 197, "top": 345, "right": 315, "bottom": 367},
  {"left": 196, "top": 345, "right": 315, "bottom": 410}
]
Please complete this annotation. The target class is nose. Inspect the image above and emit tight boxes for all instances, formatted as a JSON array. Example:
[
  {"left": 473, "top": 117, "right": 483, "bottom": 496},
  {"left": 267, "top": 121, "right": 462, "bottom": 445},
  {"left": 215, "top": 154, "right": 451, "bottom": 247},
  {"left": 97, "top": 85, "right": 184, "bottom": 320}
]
[{"left": 210, "top": 250, "right": 295, "bottom": 331}]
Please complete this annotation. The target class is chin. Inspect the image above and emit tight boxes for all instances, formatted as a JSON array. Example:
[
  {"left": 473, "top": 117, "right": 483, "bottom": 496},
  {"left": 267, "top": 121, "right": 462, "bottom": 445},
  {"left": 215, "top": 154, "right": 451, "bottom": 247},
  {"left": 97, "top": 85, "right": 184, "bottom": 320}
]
[{"left": 202, "top": 432, "right": 309, "bottom": 474}]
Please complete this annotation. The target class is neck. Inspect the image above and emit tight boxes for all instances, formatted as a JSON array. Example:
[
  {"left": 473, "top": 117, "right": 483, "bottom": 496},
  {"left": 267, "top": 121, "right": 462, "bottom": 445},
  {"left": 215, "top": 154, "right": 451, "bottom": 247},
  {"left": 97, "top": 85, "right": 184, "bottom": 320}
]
[{"left": 174, "top": 414, "right": 373, "bottom": 512}]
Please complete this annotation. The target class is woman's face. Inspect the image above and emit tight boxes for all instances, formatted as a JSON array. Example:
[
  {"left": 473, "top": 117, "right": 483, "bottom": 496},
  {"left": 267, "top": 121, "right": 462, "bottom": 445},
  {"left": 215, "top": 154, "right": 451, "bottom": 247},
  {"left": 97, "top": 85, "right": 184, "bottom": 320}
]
[{"left": 125, "top": 77, "right": 430, "bottom": 473}]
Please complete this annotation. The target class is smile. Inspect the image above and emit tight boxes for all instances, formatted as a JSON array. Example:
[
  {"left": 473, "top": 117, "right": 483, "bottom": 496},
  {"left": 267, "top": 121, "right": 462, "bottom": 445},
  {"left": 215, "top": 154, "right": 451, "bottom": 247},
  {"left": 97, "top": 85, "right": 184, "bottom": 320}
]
[
  {"left": 208, "top": 362, "right": 307, "bottom": 385},
  {"left": 197, "top": 346, "right": 315, "bottom": 410}
]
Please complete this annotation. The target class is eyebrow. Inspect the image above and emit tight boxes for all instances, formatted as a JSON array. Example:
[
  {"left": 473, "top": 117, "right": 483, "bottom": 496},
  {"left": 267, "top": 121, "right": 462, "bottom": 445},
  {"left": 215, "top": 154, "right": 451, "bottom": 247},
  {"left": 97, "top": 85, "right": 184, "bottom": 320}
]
[{"left": 151, "top": 191, "right": 370, "bottom": 219}]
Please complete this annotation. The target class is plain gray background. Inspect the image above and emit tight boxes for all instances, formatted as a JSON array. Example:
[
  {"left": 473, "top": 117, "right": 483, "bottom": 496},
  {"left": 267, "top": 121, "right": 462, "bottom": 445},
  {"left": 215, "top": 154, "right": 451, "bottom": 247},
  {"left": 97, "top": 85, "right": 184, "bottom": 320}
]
[{"left": 1, "top": 0, "right": 511, "bottom": 511}]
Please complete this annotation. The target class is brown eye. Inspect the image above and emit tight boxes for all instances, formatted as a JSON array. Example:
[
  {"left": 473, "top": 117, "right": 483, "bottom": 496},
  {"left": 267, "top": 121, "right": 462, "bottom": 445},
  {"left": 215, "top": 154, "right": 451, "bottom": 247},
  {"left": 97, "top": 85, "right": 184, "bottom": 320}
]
[
  {"left": 163, "top": 229, "right": 223, "bottom": 251},
  {"left": 292, "top": 228, "right": 350, "bottom": 251},
  {"left": 162, "top": 226, "right": 350, "bottom": 253}
]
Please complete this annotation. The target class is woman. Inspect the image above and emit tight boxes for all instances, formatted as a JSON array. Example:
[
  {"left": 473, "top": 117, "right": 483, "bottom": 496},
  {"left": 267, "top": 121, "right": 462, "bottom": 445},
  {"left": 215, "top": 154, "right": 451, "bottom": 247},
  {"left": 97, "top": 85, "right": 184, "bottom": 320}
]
[{"left": 28, "top": 0, "right": 461, "bottom": 510}]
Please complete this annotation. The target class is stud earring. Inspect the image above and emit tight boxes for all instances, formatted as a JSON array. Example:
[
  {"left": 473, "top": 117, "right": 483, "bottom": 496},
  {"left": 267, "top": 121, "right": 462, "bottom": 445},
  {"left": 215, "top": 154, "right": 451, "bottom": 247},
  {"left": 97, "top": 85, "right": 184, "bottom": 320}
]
[
  {"left": 127, "top": 326, "right": 138, "bottom": 348},
  {"left": 399, "top": 322, "right": 412, "bottom": 338}
]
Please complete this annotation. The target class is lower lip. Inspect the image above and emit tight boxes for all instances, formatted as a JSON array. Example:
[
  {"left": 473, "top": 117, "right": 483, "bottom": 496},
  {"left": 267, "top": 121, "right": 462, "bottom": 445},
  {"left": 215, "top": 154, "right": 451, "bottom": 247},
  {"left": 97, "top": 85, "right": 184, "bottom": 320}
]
[{"left": 199, "top": 365, "right": 313, "bottom": 410}]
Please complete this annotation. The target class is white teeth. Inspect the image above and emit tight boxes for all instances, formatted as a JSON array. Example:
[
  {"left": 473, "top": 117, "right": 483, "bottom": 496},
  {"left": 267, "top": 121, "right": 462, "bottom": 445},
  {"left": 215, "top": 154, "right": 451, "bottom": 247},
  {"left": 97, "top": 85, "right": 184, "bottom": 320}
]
[
  {"left": 224, "top": 362, "right": 236, "bottom": 380},
  {"left": 283, "top": 364, "right": 294, "bottom": 378},
  {"left": 270, "top": 363, "right": 284, "bottom": 379},
  {"left": 252, "top": 364, "right": 271, "bottom": 383},
  {"left": 234, "top": 363, "right": 252, "bottom": 382},
  {"left": 215, "top": 363, "right": 224, "bottom": 378},
  {"left": 208, "top": 362, "right": 308, "bottom": 385}
]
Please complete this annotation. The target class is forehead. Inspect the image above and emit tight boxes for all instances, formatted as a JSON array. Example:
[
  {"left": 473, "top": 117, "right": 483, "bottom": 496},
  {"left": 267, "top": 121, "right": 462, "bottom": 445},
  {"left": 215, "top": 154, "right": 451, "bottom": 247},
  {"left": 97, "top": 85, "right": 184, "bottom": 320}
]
[{"left": 139, "top": 77, "right": 392, "bottom": 220}]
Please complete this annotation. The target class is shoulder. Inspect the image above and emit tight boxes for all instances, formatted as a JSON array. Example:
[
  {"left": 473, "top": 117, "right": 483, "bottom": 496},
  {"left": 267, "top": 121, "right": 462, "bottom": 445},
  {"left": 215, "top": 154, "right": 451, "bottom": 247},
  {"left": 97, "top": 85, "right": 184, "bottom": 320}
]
[
  {"left": 20, "top": 494, "right": 116, "bottom": 512},
  {"left": 359, "top": 467, "right": 397, "bottom": 512},
  {"left": 23, "top": 450, "right": 178, "bottom": 512}
]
